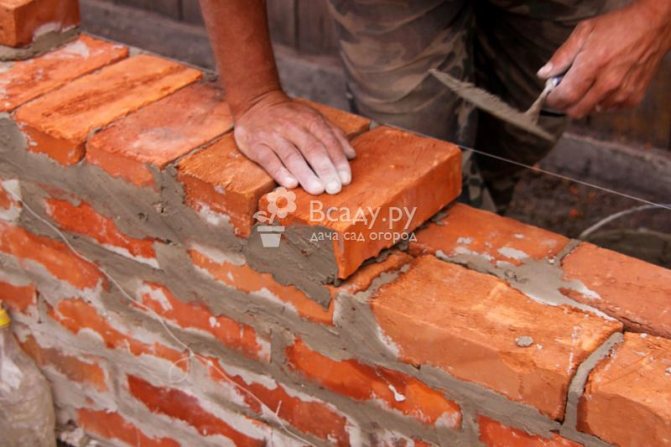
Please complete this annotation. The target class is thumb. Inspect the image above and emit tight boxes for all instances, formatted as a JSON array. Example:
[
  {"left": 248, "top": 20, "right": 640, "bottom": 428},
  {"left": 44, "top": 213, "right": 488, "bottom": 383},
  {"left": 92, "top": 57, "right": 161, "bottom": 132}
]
[{"left": 538, "top": 21, "right": 592, "bottom": 78}]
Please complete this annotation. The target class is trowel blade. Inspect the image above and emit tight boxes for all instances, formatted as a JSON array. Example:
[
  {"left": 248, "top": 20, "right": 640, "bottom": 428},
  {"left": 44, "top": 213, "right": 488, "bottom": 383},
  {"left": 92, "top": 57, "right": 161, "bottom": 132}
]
[{"left": 430, "top": 69, "right": 554, "bottom": 141}]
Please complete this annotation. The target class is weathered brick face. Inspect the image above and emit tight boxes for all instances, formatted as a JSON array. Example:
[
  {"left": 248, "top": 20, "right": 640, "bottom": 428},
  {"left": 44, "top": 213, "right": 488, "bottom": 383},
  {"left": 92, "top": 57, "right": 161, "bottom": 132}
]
[
  {"left": 0, "top": 28, "right": 669, "bottom": 447},
  {"left": 0, "top": 0, "right": 79, "bottom": 47}
]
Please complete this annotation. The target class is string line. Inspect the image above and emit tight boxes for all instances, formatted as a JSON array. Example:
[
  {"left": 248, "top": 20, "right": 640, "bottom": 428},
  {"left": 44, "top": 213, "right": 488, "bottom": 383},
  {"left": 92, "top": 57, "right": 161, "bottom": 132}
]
[{"left": 458, "top": 144, "right": 671, "bottom": 212}]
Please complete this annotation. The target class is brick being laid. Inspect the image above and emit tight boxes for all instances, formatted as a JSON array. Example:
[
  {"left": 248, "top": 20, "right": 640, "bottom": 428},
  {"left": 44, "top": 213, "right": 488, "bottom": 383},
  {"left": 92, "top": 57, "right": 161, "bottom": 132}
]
[
  {"left": 174, "top": 99, "right": 370, "bottom": 255},
  {"left": 177, "top": 133, "right": 275, "bottom": 238},
  {"left": 295, "top": 98, "right": 371, "bottom": 138},
  {"left": 255, "top": 125, "right": 461, "bottom": 284}
]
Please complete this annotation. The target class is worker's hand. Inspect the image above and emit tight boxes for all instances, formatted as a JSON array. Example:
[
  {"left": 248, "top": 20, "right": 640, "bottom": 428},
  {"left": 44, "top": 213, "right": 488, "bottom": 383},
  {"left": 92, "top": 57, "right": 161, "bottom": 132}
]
[
  {"left": 233, "top": 90, "right": 355, "bottom": 195},
  {"left": 539, "top": 0, "right": 671, "bottom": 119}
]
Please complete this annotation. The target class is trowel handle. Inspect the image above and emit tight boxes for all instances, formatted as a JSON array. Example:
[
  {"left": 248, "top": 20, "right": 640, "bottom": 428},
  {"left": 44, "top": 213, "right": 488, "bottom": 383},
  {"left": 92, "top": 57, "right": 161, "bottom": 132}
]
[
  {"left": 533, "top": 74, "right": 566, "bottom": 117},
  {"left": 546, "top": 75, "right": 564, "bottom": 92}
]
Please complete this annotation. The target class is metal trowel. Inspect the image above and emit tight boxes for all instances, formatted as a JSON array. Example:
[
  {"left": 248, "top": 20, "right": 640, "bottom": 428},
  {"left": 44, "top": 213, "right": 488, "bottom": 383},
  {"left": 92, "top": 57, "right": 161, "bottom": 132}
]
[{"left": 430, "top": 69, "right": 562, "bottom": 141}]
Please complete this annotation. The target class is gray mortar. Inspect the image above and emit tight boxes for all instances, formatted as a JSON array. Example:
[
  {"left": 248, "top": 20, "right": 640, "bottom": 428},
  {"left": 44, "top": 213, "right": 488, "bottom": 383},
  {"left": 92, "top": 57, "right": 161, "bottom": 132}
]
[
  {"left": 433, "top": 240, "right": 615, "bottom": 322},
  {"left": 560, "top": 332, "right": 623, "bottom": 446},
  {"left": 0, "top": 28, "right": 79, "bottom": 61},
  {"left": 515, "top": 336, "right": 534, "bottom": 348},
  {"left": 244, "top": 223, "right": 338, "bottom": 308}
]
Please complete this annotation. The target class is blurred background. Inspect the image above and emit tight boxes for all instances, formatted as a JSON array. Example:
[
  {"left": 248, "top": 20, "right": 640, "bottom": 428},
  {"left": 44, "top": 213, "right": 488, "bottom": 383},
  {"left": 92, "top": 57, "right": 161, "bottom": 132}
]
[{"left": 78, "top": 0, "right": 671, "bottom": 267}]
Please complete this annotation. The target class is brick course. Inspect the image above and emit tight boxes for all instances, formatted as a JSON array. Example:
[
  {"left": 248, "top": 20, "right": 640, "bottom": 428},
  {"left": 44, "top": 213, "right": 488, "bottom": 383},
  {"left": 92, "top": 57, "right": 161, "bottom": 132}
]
[{"left": 14, "top": 54, "right": 201, "bottom": 165}]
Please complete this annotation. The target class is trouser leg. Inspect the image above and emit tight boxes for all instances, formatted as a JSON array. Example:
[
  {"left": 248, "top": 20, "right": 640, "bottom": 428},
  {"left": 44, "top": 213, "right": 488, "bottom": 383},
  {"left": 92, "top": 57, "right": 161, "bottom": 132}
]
[
  {"left": 472, "top": 0, "right": 614, "bottom": 211},
  {"left": 326, "top": 0, "right": 475, "bottom": 143}
]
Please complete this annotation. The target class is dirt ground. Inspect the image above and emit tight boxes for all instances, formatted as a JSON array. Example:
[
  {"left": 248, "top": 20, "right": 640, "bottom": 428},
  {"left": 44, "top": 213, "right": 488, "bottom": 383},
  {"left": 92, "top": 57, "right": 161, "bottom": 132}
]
[{"left": 507, "top": 170, "right": 671, "bottom": 268}]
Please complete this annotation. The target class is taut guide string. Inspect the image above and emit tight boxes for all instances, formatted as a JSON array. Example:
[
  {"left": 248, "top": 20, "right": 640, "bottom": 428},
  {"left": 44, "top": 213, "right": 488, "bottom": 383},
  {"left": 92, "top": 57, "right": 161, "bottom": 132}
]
[{"left": 457, "top": 143, "right": 671, "bottom": 212}]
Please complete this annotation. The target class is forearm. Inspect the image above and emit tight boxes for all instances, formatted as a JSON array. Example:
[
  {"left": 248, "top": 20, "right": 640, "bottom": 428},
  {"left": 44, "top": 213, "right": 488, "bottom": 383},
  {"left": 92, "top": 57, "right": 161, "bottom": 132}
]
[{"left": 199, "top": 0, "right": 283, "bottom": 117}]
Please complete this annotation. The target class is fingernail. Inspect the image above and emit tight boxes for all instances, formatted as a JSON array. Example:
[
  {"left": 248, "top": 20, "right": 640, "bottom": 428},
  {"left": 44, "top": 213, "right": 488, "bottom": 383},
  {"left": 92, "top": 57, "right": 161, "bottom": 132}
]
[
  {"left": 306, "top": 179, "right": 324, "bottom": 195},
  {"left": 325, "top": 180, "right": 342, "bottom": 195},
  {"left": 284, "top": 176, "right": 298, "bottom": 189},
  {"left": 537, "top": 63, "right": 553, "bottom": 78},
  {"left": 339, "top": 169, "right": 351, "bottom": 185},
  {"left": 346, "top": 150, "right": 356, "bottom": 160}
]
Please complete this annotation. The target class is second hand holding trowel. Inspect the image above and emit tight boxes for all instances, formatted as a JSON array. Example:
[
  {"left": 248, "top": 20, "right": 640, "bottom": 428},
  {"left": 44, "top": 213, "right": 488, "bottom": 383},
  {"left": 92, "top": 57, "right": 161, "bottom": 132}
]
[{"left": 430, "top": 69, "right": 563, "bottom": 141}]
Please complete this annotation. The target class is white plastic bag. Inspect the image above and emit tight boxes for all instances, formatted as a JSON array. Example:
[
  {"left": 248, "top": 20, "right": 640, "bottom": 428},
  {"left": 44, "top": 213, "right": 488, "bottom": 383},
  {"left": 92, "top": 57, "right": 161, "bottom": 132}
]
[{"left": 0, "top": 308, "right": 56, "bottom": 447}]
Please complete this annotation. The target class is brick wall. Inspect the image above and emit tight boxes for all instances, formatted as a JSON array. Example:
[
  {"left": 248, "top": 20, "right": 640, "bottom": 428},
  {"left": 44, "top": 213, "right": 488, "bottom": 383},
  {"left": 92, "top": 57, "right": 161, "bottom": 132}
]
[{"left": 1, "top": 19, "right": 671, "bottom": 447}]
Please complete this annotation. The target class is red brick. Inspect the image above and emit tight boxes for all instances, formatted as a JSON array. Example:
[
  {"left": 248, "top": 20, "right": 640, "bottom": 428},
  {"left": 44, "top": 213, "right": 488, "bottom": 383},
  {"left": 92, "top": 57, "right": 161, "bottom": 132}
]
[
  {"left": 201, "top": 355, "right": 351, "bottom": 446},
  {"left": 414, "top": 441, "right": 434, "bottom": 447},
  {"left": 371, "top": 255, "right": 622, "bottom": 419},
  {"left": 285, "top": 338, "right": 462, "bottom": 428},
  {"left": 189, "top": 246, "right": 334, "bottom": 324},
  {"left": 0, "top": 279, "right": 35, "bottom": 312},
  {"left": 127, "top": 374, "right": 265, "bottom": 447},
  {"left": 136, "top": 282, "right": 269, "bottom": 362},
  {"left": 77, "top": 409, "right": 179, "bottom": 447},
  {"left": 0, "top": 0, "right": 79, "bottom": 47},
  {"left": 562, "top": 243, "right": 671, "bottom": 338},
  {"left": 19, "top": 333, "right": 108, "bottom": 392},
  {"left": 578, "top": 332, "right": 671, "bottom": 446},
  {"left": 49, "top": 298, "right": 186, "bottom": 368},
  {"left": 410, "top": 203, "right": 569, "bottom": 265},
  {"left": 478, "top": 416, "right": 580, "bottom": 447},
  {"left": 45, "top": 198, "right": 158, "bottom": 266},
  {"left": 14, "top": 54, "right": 201, "bottom": 165},
  {"left": 295, "top": 98, "right": 370, "bottom": 138},
  {"left": 330, "top": 251, "right": 412, "bottom": 298},
  {"left": 0, "top": 35, "right": 127, "bottom": 112},
  {"left": 87, "top": 82, "right": 233, "bottom": 187},
  {"left": 0, "top": 221, "right": 104, "bottom": 290},
  {"left": 259, "top": 126, "right": 461, "bottom": 279},
  {"left": 177, "top": 133, "right": 275, "bottom": 237}
]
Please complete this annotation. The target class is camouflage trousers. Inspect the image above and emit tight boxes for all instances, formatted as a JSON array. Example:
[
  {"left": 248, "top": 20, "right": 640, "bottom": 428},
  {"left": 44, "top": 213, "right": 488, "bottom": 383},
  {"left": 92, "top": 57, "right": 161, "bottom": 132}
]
[{"left": 326, "top": 0, "right": 616, "bottom": 211}]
